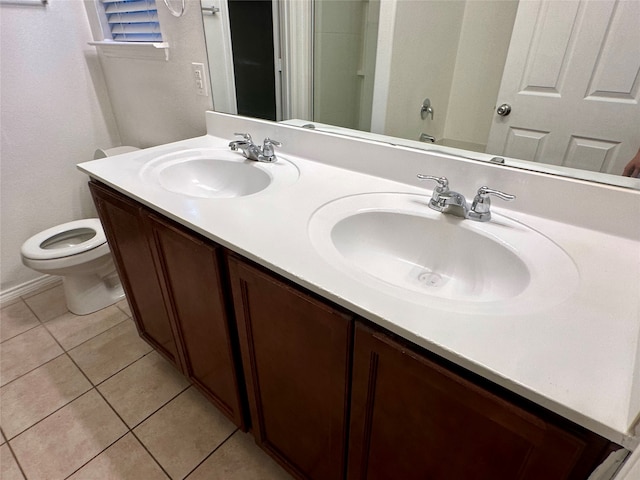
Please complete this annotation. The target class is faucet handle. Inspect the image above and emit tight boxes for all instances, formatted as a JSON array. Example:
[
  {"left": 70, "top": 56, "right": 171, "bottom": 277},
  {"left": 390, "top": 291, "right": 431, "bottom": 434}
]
[
  {"left": 475, "top": 186, "right": 515, "bottom": 202},
  {"left": 469, "top": 186, "right": 515, "bottom": 221},
  {"left": 234, "top": 132, "right": 253, "bottom": 142},
  {"left": 417, "top": 174, "right": 449, "bottom": 192},
  {"left": 262, "top": 138, "right": 281, "bottom": 158},
  {"left": 263, "top": 137, "right": 281, "bottom": 148}
]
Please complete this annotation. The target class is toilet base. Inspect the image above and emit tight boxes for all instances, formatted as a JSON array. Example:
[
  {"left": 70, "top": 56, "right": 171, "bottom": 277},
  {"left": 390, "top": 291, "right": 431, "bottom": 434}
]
[{"left": 63, "top": 271, "right": 125, "bottom": 315}]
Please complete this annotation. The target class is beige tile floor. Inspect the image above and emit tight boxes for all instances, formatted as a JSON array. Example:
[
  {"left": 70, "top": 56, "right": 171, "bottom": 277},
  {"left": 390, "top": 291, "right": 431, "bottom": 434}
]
[{"left": 0, "top": 283, "right": 293, "bottom": 480}]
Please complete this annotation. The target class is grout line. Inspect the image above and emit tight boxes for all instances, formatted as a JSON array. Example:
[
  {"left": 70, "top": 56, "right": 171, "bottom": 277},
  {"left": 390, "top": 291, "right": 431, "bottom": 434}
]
[
  {"left": 4, "top": 330, "right": 177, "bottom": 441},
  {"left": 0, "top": 321, "right": 41, "bottom": 345},
  {"left": 1, "top": 295, "right": 47, "bottom": 344},
  {"left": 0, "top": 293, "right": 76, "bottom": 386},
  {"left": 8, "top": 313, "right": 149, "bottom": 430},
  {"left": 3, "top": 294, "right": 161, "bottom": 478},
  {"left": 0, "top": 351, "right": 66, "bottom": 390},
  {"left": 71, "top": 354, "right": 186, "bottom": 479},
  {"left": 1, "top": 313, "right": 117, "bottom": 441},
  {"left": 40, "top": 360, "right": 174, "bottom": 479},
  {"left": 4, "top": 355, "right": 136, "bottom": 480},
  {"left": 0, "top": 315, "right": 117, "bottom": 442},
  {"left": 1, "top": 353, "right": 92, "bottom": 441},
  {"left": 61, "top": 429, "right": 131, "bottom": 480},
  {"left": 8, "top": 297, "right": 131, "bottom": 385},
  {"left": 93, "top": 350, "right": 156, "bottom": 388},
  {"left": 182, "top": 428, "right": 239, "bottom": 479},
  {"left": 5, "top": 385, "right": 97, "bottom": 442},
  {"left": 43, "top": 311, "right": 132, "bottom": 354},
  {"left": 20, "top": 291, "right": 68, "bottom": 325},
  {"left": 128, "top": 430, "right": 173, "bottom": 479},
  {"left": 115, "top": 300, "right": 132, "bottom": 318},
  {"left": 19, "top": 279, "right": 63, "bottom": 300},
  {"left": 2, "top": 300, "right": 131, "bottom": 389},
  {"left": 60, "top": 351, "right": 174, "bottom": 480},
  {"left": 4, "top": 294, "right": 242, "bottom": 480},
  {"left": 117, "top": 386, "right": 197, "bottom": 480},
  {"left": 87, "top": 346, "right": 154, "bottom": 387},
  {"left": 56, "top": 365, "right": 170, "bottom": 480},
  {"left": 19, "top": 295, "right": 47, "bottom": 324},
  {"left": 1, "top": 426, "right": 29, "bottom": 480},
  {"left": 126, "top": 383, "right": 191, "bottom": 431},
  {"left": 66, "top": 345, "right": 124, "bottom": 393}
]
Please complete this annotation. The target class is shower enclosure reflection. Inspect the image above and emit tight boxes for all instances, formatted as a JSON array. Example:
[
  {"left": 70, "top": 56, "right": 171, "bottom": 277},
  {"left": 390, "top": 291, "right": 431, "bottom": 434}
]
[
  {"left": 201, "top": 0, "right": 379, "bottom": 129},
  {"left": 199, "top": 0, "right": 640, "bottom": 189}
]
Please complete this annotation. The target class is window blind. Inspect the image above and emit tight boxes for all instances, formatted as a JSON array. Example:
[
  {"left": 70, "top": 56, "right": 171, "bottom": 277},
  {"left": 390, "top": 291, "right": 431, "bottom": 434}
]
[{"left": 102, "top": 0, "right": 162, "bottom": 42}]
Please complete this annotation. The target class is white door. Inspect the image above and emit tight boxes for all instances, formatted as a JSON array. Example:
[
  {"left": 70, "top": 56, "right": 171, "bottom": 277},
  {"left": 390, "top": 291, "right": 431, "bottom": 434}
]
[{"left": 486, "top": 0, "right": 640, "bottom": 175}]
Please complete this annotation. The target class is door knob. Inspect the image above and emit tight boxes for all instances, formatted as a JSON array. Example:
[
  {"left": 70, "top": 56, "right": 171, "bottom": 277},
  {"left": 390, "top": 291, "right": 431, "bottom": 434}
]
[{"left": 496, "top": 104, "right": 511, "bottom": 116}]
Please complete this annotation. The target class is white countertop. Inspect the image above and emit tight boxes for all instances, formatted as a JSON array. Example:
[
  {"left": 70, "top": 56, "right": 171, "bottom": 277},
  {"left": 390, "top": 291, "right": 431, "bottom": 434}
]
[{"left": 79, "top": 112, "right": 640, "bottom": 449}]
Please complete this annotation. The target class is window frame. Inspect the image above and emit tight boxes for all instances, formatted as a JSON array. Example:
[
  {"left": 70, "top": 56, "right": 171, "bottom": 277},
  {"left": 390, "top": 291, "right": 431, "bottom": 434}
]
[{"left": 86, "top": 0, "right": 169, "bottom": 61}]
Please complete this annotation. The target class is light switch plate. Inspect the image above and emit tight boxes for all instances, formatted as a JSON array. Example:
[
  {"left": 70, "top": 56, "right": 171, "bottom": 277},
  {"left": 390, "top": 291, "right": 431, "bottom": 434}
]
[{"left": 191, "top": 62, "right": 208, "bottom": 97}]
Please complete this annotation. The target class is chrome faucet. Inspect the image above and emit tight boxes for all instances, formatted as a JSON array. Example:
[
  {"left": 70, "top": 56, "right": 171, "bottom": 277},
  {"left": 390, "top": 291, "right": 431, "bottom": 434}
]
[
  {"left": 468, "top": 186, "right": 517, "bottom": 221},
  {"left": 419, "top": 133, "right": 436, "bottom": 143},
  {"left": 417, "top": 174, "right": 515, "bottom": 222},
  {"left": 229, "top": 133, "right": 282, "bottom": 163}
]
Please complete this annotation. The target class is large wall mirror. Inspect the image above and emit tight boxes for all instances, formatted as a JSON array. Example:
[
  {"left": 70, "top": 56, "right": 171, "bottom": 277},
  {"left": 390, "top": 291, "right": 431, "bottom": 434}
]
[{"left": 198, "top": 0, "right": 640, "bottom": 190}]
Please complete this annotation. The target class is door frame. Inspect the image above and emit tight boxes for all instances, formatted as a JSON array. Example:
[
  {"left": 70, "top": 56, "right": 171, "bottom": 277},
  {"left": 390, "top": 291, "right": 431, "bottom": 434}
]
[{"left": 278, "top": 0, "right": 314, "bottom": 121}]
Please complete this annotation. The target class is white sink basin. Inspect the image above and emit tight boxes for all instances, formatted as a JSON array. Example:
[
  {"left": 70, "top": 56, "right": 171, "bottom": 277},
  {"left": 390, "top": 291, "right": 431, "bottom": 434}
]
[
  {"left": 139, "top": 148, "right": 299, "bottom": 198},
  {"left": 308, "top": 193, "right": 579, "bottom": 315}
]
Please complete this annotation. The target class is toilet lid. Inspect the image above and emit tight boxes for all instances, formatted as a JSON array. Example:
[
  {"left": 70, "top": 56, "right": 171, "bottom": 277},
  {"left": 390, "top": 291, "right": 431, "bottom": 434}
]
[{"left": 21, "top": 219, "right": 107, "bottom": 260}]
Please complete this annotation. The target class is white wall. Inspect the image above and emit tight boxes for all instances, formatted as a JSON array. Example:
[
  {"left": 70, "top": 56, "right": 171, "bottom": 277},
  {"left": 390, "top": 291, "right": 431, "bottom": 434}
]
[
  {"left": 371, "top": 0, "right": 517, "bottom": 149},
  {"left": 88, "top": 0, "right": 213, "bottom": 147},
  {"left": 1, "top": 0, "right": 212, "bottom": 295},
  {"left": 0, "top": 0, "right": 120, "bottom": 294},
  {"left": 381, "top": 0, "right": 466, "bottom": 141},
  {"left": 444, "top": 0, "right": 518, "bottom": 148}
]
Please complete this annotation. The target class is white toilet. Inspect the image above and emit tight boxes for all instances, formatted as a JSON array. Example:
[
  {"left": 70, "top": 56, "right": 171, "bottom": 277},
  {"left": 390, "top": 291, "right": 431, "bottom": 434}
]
[
  {"left": 21, "top": 218, "right": 124, "bottom": 315},
  {"left": 20, "top": 145, "right": 138, "bottom": 316}
]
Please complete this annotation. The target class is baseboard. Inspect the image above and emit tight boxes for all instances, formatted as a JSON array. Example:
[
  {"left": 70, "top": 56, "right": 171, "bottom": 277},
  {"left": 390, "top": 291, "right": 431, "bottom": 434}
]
[{"left": 0, "top": 275, "right": 62, "bottom": 306}]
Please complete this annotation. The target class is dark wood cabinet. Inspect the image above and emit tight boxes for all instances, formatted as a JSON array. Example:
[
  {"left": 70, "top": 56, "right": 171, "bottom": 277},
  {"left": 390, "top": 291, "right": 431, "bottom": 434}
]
[
  {"left": 228, "top": 256, "right": 353, "bottom": 480},
  {"left": 89, "top": 181, "right": 181, "bottom": 367},
  {"left": 348, "top": 322, "right": 616, "bottom": 480},
  {"left": 90, "top": 181, "right": 245, "bottom": 427},
  {"left": 146, "top": 213, "right": 245, "bottom": 427},
  {"left": 90, "top": 180, "right": 619, "bottom": 480}
]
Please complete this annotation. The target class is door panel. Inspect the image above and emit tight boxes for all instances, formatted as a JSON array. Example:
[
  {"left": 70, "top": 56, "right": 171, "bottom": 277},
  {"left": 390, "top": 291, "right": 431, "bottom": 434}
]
[
  {"left": 563, "top": 137, "right": 620, "bottom": 171},
  {"left": 89, "top": 182, "right": 180, "bottom": 366},
  {"left": 504, "top": 127, "right": 549, "bottom": 161},
  {"left": 521, "top": 0, "right": 579, "bottom": 95},
  {"left": 229, "top": 256, "right": 352, "bottom": 480},
  {"left": 348, "top": 322, "right": 614, "bottom": 480},
  {"left": 148, "top": 214, "right": 245, "bottom": 427},
  {"left": 584, "top": 2, "right": 639, "bottom": 101},
  {"left": 487, "top": 0, "right": 640, "bottom": 175}
]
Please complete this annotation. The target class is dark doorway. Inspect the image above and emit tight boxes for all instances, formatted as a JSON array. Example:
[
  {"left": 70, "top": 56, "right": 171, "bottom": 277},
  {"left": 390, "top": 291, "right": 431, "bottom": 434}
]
[{"left": 227, "top": 0, "right": 277, "bottom": 121}]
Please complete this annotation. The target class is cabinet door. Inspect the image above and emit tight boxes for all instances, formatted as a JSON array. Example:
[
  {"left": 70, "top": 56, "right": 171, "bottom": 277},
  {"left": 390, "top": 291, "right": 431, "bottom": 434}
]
[
  {"left": 89, "top": 181, "right": 180, "bottom": 366},
  {"left": 147, "top": 213, "right": 245, "bottom": 428},
  {"left": 228, "top": 256, "right": 353, "bottom": 480},
  {"left": 348, "top": 323, "right": 614, "bottom": 480}
]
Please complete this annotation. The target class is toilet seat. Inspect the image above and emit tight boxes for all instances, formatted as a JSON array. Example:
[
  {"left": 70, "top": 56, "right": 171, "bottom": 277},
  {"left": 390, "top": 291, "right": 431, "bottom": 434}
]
[{"left": 21, "top": 219, "right": 107, "bottom": 261}]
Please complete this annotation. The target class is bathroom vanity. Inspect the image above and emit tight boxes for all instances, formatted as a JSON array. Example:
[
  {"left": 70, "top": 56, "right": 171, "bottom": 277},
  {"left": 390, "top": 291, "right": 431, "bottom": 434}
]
[{"left": 79, "top": 112, "right": 640, "bottom": 479}]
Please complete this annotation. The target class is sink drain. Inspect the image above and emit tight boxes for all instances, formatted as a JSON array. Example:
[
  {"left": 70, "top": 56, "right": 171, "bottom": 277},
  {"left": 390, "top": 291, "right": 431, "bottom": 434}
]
[{"left": 417, "top": 271, "right": 444, "bottom": 287}]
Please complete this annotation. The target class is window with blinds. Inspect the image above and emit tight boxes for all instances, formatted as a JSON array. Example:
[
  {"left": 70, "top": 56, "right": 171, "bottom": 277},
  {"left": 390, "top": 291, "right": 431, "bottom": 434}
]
[{"left": 102, "top": 0, "right": 163, "bottom": 42}]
